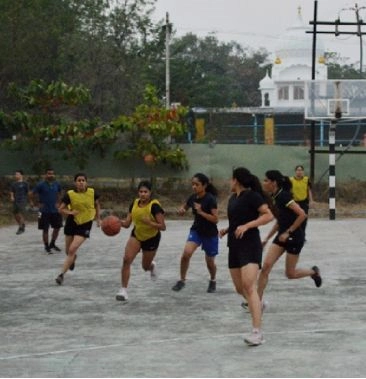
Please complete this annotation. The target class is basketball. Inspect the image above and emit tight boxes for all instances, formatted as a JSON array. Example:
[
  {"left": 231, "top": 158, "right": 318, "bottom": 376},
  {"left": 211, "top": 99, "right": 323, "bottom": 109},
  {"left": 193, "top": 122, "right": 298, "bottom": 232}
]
[{"left": 101, "top": 215, "right": 121, "bottom": 236}]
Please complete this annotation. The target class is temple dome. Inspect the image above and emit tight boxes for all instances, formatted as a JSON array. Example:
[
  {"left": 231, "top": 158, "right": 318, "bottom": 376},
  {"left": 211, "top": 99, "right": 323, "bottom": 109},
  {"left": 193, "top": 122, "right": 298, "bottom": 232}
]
[{"left": 274, "top": 7, "right": 325, "bottom": 61}]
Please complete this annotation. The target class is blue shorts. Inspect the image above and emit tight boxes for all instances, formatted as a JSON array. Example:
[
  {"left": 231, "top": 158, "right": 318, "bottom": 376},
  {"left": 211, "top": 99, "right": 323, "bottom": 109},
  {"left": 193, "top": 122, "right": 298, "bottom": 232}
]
[{"left": 187, "top": 229, "right": 219, "bottom": 257}]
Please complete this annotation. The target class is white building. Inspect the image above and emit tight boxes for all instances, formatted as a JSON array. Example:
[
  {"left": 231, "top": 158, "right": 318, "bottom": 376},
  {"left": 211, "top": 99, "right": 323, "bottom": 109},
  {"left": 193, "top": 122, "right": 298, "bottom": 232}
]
[{"left": 259, "top": 7, "right": 327, "bottom": 109}]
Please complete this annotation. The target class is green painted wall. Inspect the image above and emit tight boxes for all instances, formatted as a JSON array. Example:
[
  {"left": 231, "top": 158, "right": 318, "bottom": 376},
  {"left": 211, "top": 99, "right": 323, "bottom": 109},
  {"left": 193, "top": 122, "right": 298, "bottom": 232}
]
[{"left": 1, "top": 144, "right": 365, "bottom": 183}]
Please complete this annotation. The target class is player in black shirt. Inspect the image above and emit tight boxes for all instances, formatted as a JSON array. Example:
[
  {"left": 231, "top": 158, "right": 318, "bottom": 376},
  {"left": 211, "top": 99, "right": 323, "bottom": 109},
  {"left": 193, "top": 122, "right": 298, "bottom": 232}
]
[
  {"left": 172, "top": 173, "right": 219, "bottom": 293},
  {"left": 220, "top": 167, "right": 273, "bottom": 346},
  {"left": 257, "top": 170, "right": 322, "bottom": 305}
]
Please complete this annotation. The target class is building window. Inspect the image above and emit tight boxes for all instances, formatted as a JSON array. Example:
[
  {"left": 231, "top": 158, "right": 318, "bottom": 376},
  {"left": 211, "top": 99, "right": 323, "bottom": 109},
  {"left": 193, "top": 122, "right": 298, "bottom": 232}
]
[
  {"left": 278, "top": 86, "right": 289, "bottom": 100},
  {"left": 264, "top": 93, "right": 270, "bottom": 106},
  {"left": 294, "top": 85, "right": 304, "bottom": 100}
]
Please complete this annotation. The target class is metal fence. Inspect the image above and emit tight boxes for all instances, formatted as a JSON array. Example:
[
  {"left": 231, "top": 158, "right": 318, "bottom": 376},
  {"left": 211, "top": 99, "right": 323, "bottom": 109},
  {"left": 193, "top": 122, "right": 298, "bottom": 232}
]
[{"left": 184, "top": 110, "right": 366, "bottom": 147}]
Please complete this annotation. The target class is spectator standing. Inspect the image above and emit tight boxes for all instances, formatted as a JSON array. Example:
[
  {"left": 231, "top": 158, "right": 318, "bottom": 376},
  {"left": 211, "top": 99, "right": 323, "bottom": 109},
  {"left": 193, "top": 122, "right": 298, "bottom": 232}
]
[
  {"left": 31, "top": 168, "right": 63, "bottom": 253},
  {"left": 10, "top": 170, "right": 33, "bottom": 235}
]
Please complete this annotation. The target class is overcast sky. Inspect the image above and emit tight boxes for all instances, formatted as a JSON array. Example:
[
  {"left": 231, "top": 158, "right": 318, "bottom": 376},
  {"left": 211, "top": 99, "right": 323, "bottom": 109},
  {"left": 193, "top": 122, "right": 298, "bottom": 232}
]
[{"left": 152, "top": 0, "right": 366, "bottom": 63}]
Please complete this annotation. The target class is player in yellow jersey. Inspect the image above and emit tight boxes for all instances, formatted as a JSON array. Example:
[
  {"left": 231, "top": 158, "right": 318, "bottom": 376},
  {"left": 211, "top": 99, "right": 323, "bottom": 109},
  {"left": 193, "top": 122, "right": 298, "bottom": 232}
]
[
  {"left": 55, "top": 173, "right": 101, "bottom": 285},
  {"left": 290, "top": 165, "right": 314, "bottom": 239},
  {"left": 116, "top": 180, "right": 166, "bottom": 302}
]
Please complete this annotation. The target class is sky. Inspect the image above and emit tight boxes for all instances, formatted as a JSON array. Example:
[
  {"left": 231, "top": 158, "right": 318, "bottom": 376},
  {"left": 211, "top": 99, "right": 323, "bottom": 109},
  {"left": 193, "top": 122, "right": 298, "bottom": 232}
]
[{"left": 152, "top": 0, "right": 366, "bottom": 64}]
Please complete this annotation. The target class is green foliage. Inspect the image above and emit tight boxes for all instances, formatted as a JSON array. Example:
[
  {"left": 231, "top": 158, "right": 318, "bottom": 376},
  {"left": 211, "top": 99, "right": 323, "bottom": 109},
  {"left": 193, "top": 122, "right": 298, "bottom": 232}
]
[
  {"left": 0, "top": 0, "right": 362, "bottom": 123},
  {"left": 112, "top": 85, "right": 189, "bottom": 170},
  {"left": 326, "top": 52, "right": 363, "bottom": 79},
  {"left": 8, "top": 79, "right": 91, "bottom": 111},
  {"left": 0, "top": 81, "right": 189, "bottom": 173},
  {"left": 148, "top": 33, "right": 270, "bottom": 108},
  {"left": 1, "top": 80, "right": 108, "bottom": 173}
]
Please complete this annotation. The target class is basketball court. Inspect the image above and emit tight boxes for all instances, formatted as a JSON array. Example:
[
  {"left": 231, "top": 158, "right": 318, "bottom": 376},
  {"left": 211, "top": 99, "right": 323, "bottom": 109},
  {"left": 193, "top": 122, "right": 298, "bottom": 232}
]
[{"left": 1, "top": 218, "right": 366, "bottom": 377}]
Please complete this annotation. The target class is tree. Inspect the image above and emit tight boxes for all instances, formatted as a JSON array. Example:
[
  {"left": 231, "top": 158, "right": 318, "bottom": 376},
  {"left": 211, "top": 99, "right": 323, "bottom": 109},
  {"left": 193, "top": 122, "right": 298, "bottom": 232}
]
[
  {"left": 0, "top": 81, "right": 189, "bottom": 173},
  {"left": 57, "top": 0, "right": 165, "bottom": 119},
  {"left": 146, "top": 33, "right": 270, "bottom": 108},
  {"left": 326, "top": 52, "right": 362, "bottom": 79},
  {"left": 111, "top": 85, "right": 189, "bottom": 170},
  {"left": 0, "top": 0, "right": 164, "bottom": 120},
  {"left": 1, "top": 80, "right": 111, "bottom": 173},
  {"left": 0, "top": 0, "right": 79, "bottom": 94}
]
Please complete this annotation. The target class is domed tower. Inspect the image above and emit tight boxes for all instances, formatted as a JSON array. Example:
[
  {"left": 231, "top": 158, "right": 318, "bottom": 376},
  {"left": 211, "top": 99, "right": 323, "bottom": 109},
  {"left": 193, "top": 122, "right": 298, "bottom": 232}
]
[
  {"left": 259, "top": 70, "right": 275, "bottom": 107},
  {"left": 259, "top": 6, "right": 328, "bottom": 108}
]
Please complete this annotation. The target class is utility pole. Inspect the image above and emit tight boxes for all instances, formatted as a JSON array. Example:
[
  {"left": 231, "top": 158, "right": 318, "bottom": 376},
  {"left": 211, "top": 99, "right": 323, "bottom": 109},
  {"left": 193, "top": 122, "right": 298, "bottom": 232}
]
[
  {"left": 352, "top": 3, "right": 364, "bottom": 77},
  {"left": 308, "top": 3, "right": 366, "bottom": 77},
  {"left": 164, "top": 12, "right": 172, "bottom": 109},
  {"left": 310, "top": 0, "right": 318, "bottom": 185}
]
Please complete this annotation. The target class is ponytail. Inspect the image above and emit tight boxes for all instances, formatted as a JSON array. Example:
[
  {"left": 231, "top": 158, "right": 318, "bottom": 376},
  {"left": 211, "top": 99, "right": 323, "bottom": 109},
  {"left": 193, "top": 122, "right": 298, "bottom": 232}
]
[
  {"left": 265, "top": 170, "right": 292, "bottom": 191},
  {"left": 193, "top": 173, "right": 218, "bottom": 197}
]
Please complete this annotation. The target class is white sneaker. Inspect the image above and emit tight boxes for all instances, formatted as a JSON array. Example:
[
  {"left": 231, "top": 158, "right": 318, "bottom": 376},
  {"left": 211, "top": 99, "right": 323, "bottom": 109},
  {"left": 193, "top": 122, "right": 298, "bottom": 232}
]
[
  {"left": 116, "top": 287, "right": 128, "bottom": 301},
  {"left": 244, "top": 330, "right": 264, "bottom": 346},
  {"left": 150, "top": 261, "right": 157, "bottom": 281}
]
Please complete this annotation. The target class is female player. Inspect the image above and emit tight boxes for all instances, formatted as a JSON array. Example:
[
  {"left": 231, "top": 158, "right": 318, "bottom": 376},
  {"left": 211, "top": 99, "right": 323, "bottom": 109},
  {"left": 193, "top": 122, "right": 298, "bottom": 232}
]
[
  {"left": 172, "top": 173, "right": 219, "bottom": 293},
  {"left": 116, "top": 180, "right": 166, "bottom": 302},
  {"left": 219, "top": 167, "right": 273, "bottom": 346},
  {"left": 56, "top": 173, "right": 101, "bottom": 285},
  {"left": 257, "top": 170, "right": 322, "bottom": 303},
  {"left": 290, "top": 165, "right": 314, "bottom": 238}
]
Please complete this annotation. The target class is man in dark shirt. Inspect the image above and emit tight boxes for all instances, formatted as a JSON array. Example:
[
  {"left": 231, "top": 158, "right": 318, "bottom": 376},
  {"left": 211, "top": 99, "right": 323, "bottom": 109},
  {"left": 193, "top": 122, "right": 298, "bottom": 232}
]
[
  {"left": 31, "top": 168, "right": 63, "bottom": 253},
  {"left": 10, "top": 170, "right": 32, "bottom": 235}
]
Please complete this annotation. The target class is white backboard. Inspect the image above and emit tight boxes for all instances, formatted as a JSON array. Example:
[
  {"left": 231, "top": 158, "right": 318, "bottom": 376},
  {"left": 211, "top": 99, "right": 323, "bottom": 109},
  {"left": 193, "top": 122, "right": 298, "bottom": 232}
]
[{"left": 304, "top": 80, "right": 366, "bottom": 120}]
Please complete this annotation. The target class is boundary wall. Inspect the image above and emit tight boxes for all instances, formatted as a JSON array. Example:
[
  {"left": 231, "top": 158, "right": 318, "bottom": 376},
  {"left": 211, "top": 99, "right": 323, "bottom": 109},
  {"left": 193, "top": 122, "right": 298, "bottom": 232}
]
[{"left": 0, "top": 144, "right": 365, "bottom": 183}]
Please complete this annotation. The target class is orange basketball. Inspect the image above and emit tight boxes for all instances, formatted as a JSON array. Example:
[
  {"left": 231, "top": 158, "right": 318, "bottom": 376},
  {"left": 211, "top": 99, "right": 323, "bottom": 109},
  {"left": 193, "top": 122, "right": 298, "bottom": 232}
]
[{"left": 101, "top": 215, "right": 121, "bottom": 236}]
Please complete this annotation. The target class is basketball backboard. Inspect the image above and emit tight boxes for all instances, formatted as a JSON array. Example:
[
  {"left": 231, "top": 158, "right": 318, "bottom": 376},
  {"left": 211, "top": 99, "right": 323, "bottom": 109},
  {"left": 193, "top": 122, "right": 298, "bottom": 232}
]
[{"left": 304, "top": 80, "right": 366, "bottom": 120}]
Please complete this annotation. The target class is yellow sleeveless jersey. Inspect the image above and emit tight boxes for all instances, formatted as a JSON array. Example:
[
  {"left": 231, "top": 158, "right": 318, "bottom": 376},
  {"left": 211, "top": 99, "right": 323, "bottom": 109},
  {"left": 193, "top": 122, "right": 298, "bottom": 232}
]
[
  {"left": 68, "top": 188, "right": 96, "bottom": 225},
  {"left": 131, "top": 198, "right": 161, "bottom": 241},
  {"left": 290, "top": 176, "right": 309, "bottom": 202}
]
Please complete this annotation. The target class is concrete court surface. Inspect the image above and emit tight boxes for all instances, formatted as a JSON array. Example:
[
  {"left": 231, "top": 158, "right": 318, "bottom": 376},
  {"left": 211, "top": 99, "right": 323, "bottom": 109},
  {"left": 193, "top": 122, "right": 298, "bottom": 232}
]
[{"left": 1, "top": 218, "right": 366, "bottom": 378}]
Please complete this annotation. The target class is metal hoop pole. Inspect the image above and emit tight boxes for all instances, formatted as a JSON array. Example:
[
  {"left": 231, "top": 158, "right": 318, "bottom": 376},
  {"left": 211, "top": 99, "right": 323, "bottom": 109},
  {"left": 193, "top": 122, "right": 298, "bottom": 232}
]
[{"left": 329, "top": 120, "right": 337, "bottom": 220}]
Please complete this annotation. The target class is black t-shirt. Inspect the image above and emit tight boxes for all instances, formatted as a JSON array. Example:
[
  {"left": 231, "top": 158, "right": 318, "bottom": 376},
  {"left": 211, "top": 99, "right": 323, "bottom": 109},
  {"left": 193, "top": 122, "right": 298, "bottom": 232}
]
[
  {"left": 227, "top": 190, "right": 265, "bottom": 247},
  {"left": 186, "top": 192, "right": 218, "bottom": 237},
  {"left": 272, "top": 189, "right": 297, "bottom": 233}
]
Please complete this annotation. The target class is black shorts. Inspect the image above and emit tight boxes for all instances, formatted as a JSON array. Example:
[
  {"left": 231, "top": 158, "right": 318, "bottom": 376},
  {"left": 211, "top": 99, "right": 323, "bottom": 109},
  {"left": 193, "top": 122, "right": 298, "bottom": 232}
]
[
  {"left": 228, "top": 239, "right": 262, "bottom": 269},
  {"left": 13, "top": 203, "right": 26, "bottom": 214},
  {"left": 38, "top": 212, "right": 63, "bottom": 230},
  {"left": 64, "top": 216, "right": 93, "bottom": 238},
  {"left": 273, "top": 229, "right": 305, "bottom": 255},
  {"left": 131, "top": 229, "right": 161, "bottom": 251}
]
